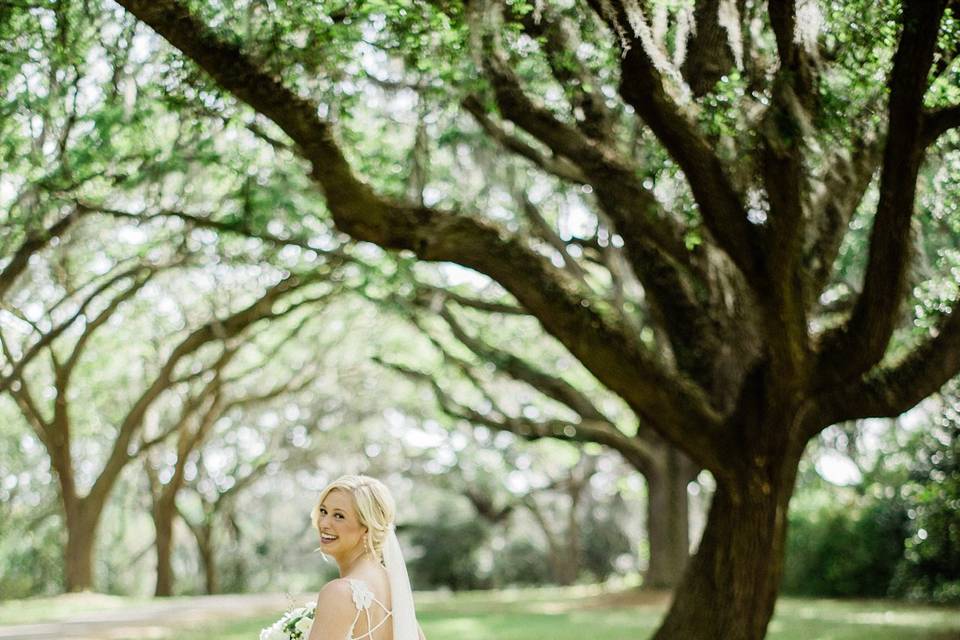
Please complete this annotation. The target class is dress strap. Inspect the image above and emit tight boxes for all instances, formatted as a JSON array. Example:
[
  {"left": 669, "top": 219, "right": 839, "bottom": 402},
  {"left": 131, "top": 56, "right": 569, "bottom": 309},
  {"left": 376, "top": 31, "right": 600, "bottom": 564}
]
[
  {"left": 346, "top": 579, "right": 392, "bottom": 640},
  {"left": 346, "top": 579, "right": 390, "bottom": 612}
]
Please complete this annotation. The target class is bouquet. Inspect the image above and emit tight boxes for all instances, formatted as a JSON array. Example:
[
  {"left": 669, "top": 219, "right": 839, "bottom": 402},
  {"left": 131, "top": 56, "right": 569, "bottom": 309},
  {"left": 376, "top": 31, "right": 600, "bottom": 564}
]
[{"left": 259, "top": 601, "right": 316, "bottom": 640}]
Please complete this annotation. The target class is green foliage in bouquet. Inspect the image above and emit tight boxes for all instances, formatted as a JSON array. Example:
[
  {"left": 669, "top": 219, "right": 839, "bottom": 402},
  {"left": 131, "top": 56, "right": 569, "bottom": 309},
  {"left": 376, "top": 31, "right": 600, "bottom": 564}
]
[{"left": 259, "top": 602, "right": 316, "bottom": 640}]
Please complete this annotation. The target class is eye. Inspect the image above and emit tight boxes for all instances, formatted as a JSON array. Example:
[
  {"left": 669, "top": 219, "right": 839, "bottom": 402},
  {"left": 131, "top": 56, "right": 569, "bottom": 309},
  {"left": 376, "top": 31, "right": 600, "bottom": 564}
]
[
  {"left": 335, "top": 513, "right": 344, "bottom": 520},
  {"left": 319, "top": 508, "right": 327, "bottom": 515}
]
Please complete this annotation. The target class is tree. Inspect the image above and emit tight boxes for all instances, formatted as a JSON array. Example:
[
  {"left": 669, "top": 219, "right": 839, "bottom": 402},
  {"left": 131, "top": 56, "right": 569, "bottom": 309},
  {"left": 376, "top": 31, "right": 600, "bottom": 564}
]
[
  {"left": 0, "top": 224, "right": 331, "bottom": 591},
  {"left": 13, "top": 0, "right": 960, "bottom": 637},
  {"left": 412, "top": 423, "right": 637, "bottom": 586},
  {"left": 379, "top": 294, "right": 694, "bottom": 586},
  {"left": 143, "top": 321, "right": 322, "bottom": 596},
  {"left": 175, "top": 450, "right": 275, "bottom": 595}
]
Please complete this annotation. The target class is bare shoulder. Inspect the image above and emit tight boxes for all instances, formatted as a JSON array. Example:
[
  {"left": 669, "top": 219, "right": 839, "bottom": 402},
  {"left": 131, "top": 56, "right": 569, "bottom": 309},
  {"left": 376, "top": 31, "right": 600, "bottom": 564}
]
[
  {"left": 307, "top": 579, "right": 356, "bottom": 640},
  {"left": 316, "top": 578, "right": 355, "bottom": 612}
]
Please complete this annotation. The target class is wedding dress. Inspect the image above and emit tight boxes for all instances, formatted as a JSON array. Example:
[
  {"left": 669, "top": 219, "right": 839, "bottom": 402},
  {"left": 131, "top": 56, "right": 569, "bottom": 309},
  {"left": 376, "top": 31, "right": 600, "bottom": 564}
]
[
  {"left": 344, "top": 526, "right": 418, "bottom": 640},
  {"left": 345, "top": 578, "right": 392, "bottom": 640}
]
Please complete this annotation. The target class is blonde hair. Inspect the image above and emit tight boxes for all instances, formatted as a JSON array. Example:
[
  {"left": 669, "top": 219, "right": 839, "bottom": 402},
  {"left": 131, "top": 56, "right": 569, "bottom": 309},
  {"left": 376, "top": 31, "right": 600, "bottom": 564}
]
[{"left": 311, "top": 475, "right": 396, "bottom": 564}]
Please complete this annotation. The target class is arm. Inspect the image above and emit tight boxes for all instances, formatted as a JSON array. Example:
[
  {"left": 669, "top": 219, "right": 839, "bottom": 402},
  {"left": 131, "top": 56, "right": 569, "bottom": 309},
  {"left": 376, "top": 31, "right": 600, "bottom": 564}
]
[{"left": 307, "top": 579, "right": 356, "bottom": 640}]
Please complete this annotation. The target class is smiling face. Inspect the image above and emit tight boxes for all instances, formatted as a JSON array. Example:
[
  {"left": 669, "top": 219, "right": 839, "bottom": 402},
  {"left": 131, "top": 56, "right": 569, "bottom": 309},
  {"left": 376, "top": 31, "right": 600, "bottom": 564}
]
[{"left": 315, "top": 488, "right": 368, "bottom": 561}]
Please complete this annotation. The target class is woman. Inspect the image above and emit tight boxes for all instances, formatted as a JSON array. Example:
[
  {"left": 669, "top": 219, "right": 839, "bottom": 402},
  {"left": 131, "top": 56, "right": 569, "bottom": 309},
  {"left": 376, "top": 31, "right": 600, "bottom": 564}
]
[{"left": 307, "top": 475, "right": 427, "bottom": 640}]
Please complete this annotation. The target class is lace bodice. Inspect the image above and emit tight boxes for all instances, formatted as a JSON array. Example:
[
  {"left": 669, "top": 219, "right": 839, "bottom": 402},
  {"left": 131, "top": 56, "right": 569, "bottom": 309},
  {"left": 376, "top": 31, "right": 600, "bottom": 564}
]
[{"left": 346, "top": 578, "right": 392, "bottom": 640}]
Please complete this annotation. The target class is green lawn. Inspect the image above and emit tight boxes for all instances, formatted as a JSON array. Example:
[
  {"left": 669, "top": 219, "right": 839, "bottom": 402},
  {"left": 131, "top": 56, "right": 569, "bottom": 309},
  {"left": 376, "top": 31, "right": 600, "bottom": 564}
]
[
  {"left": 3, "top": 588, "right": 958, "bottom": 640},
  {"left": 0, "top": 592, "right": 154, "bottom": 625},
  {"left": 142, "top": 589, "right": 960, "bottom": 640}
]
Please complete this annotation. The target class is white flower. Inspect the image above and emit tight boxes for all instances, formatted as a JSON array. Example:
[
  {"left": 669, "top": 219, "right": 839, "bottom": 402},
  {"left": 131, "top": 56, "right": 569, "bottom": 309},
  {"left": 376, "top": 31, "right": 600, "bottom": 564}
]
[
  {"left": 259, "top": 623, "right": 287, "bottom": 640},
  {"left": 295, "top": 616, "right": 314, "bottom": 635},
  {"left": 266, "top": 627, "right": 287, "bottom": 640}
]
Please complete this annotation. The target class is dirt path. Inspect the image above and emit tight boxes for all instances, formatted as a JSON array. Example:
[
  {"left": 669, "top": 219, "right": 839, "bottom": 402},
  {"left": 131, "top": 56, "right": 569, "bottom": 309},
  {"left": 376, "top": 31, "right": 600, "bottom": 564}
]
[{"left": 0, "top": 593, "right": 308, "bottom": 640}]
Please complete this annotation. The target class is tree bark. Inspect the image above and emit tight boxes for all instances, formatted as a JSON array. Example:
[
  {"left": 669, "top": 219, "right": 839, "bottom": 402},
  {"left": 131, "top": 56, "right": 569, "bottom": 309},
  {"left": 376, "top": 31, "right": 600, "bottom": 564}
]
[
  {"left": 645, "top": 449, "right": 696, "bottom": 589},
  {"left": 180, "top": 507, "right": 220, "bottom": 594},
  {"left": 63, "top": 501, "right": 100, "bottom": 592},
  {"left": 653, "top": 456, "right": 799, "bottom": 640},
  {"left": 198, "top": 527, "right": 219, "bottom": 595},
  {"left": 153, "top": 496, "right": 177, "bottom": 596}
]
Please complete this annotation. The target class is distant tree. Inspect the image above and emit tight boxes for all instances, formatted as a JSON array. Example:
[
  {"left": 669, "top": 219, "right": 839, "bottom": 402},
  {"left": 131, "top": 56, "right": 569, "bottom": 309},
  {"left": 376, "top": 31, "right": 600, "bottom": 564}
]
[
  {"left": 1, "top": 237, "right": 330, "bottom": 591},
  {"left": 143, "top": 319, "right": 324, "bottom": 596},
  {"left": 892, "top": 396, "right": 960, "bottom": 603},
  {"left": 381, "top": 290, "right": 695, "bottom": 587}
]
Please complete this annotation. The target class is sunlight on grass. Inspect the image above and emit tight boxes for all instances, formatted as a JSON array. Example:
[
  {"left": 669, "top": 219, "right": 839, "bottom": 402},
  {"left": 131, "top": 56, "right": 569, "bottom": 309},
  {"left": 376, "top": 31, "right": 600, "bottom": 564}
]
[
  {"left": 143, "top": 592, "right": 960, "bottom": 640},
  {"left": 3, "top": 589, "right": 958, "bottom": 640},
  {"left": 0, "top": 593, "right": 153, "bottom": 625}
]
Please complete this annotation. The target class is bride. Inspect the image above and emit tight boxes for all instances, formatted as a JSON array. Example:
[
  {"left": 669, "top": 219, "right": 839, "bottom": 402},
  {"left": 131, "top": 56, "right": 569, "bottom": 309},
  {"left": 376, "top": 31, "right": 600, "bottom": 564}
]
[{"left": 306, "top": 475, "right": 427, "bottom": 640}]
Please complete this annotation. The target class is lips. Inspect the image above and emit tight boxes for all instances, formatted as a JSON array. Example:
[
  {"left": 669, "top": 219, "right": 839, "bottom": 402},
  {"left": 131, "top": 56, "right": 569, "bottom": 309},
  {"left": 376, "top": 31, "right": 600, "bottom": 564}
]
[{"left": 320, "top": 533, "right": 338, "bottom": 544}]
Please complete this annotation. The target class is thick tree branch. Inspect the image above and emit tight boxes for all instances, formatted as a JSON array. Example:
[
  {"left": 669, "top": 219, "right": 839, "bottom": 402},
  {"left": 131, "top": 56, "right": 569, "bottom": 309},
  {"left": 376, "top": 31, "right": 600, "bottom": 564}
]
[
  {"left": 816, "top": 2, "right": 949, "bottom": 384},
  {"left": 818, "top": 303, "right": 960, "bottom": 428},
  {"left": 114, "top": 0, "right": 387, "bottom": 230},
  {"left": 680, "top": 0, "right": 739, "bottom": 96},
  {"left": 471, "top": 1, "right": 751, "bottom": 393},
  {"left": 0, "top": 264, "right": 152, "bottom": 394},
  {"left": 80, "top": 203, "right": 342, "bottom": 256},
  {"left": 921, "top": 104, "right": 960, "bottom": 148},
  {"left": 57, "top": 268, "right": 156, "bottom": 392},
  {"left": 435, "top": 306, "right": 607, "bottom": 422},
  {"left": 806, "top": 135, "right": 884, "bottom": 305},
  {"left": 768, "top": 0, "right": 820, "bottom": 108},
  {"left": 116, "top": 0, "right": 724, "bottom": 460},
  {"left": 461, "top": 96, "right": 588, "bottom": 184},
  {"left": 584, "top": 0, "right": 764, "bottom": 287},
  {"left": 513, "top": 4, "right": 617, "bottom": 144},
  {"left": 381, "top": 359, "right": 656, "bottom": 473},
  {"left": 0, "top": 207, "right": 85, "bottom": 300},
  {"left": 760, "top": 1, "right": 820, "bottom": 338},
  {"left": 469, "top": 4, "right": 694, "bottom": 273},
  {"left": 413, "top": 284, "right": 527, "bottom": 316},
  {"left": 514, "top": 191, "right": 591, "bottom": 287},
  {"left": 85, "top": 271, "right": 323, "bottom": 509}
]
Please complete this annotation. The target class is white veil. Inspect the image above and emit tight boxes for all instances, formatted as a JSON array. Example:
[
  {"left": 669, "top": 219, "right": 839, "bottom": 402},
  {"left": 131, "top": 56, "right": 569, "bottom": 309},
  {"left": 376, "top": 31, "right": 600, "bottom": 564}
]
[{"left": 383, "top": 525, "right": 418, "bottom": 640}]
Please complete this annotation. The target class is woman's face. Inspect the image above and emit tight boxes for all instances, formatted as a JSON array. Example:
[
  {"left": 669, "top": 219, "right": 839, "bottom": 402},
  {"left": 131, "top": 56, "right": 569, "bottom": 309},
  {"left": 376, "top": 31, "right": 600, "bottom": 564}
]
[{"left": 316, "top": 488, "right": 367, "bottom": 559}]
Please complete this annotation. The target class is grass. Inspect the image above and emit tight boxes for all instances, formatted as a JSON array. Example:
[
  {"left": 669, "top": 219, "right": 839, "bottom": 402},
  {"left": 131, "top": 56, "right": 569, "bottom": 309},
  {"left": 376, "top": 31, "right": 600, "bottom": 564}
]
[
  {"left": 138, "top": 588, "right": 960, "bottom": 640},
  {"left": 3, "top": 586, "right": 958, "bottom": 639},
  {"left": 0, "top": 592, "right": 153, "bottom": 625}
]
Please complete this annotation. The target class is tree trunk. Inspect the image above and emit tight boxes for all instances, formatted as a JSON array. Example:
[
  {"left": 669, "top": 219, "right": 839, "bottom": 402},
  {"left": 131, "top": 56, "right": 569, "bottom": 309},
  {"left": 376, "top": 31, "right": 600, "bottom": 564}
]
[
  {"left": 153, "top": 497, "right": 177, "bottom": 596},
  {"left": 199, "top": 529, "right": 219, "bottom": 595},
  {"left": 645, "top": 449, "right": 695, "bottom": 589},
  {"left": 551, "top": 543, "right": 580, "bottom": 585},
  {"left": 63, "top": 497, "right": 102, "bottom": 592},
  {"left": 652, "top": 467, "right": 796, "bottom": 640},
  {"left": 64, "top": 519, "right": 96, "bottom": 592}
]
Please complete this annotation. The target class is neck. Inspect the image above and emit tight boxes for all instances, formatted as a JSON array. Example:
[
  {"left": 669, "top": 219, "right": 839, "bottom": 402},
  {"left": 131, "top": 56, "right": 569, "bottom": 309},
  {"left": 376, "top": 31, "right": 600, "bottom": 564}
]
[{"left": 335, "top": 546, "right": 369, "bottom": 577}]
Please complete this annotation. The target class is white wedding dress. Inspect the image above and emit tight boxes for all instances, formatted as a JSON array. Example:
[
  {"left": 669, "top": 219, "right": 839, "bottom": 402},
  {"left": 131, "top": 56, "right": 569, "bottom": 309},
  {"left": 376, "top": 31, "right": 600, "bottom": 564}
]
[{"left": 345, "top": 578, "right": 393, "bottom": 640}]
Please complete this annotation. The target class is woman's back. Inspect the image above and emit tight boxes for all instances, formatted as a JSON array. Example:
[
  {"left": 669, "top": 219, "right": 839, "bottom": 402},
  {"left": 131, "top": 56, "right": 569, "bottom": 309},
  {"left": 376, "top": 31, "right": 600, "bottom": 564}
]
[{"left": 344, "top": 576, "right": 392, "bottom": 640}]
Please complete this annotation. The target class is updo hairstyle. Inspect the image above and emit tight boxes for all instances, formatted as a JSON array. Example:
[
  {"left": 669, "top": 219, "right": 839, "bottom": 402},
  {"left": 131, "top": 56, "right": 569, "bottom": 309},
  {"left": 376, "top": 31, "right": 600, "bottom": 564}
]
[{"left": 311, "top": 474, "right": 396, "bottom": 564}]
